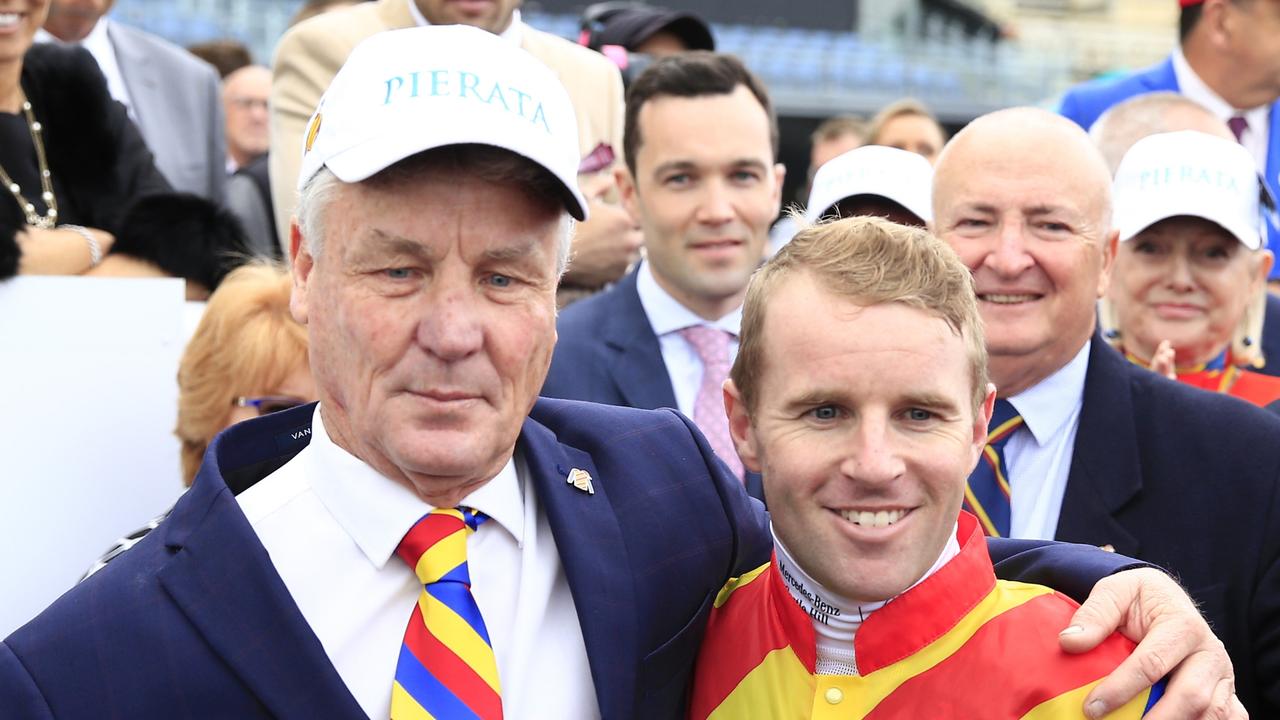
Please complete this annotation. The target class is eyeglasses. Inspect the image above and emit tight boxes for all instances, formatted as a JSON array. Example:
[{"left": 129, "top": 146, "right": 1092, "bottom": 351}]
[
  {"left": 233, "top": 396, "right": 307, "bottom": 416},
  {"left": 228, "top": 97, "right": 269, "bottom": 112}
]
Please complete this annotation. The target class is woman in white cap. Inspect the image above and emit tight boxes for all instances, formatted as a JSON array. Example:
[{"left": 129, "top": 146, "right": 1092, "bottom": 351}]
[{"left": 1104, "top": 130, "right": 1280, "bottom": 407}]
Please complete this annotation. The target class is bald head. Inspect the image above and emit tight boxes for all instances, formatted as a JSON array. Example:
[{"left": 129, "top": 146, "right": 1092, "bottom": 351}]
[
  {"left": 932, "top": 107, "right": 1119, "bottom": 397},
  {"left": 1090, "top": 92, "right": 1233, "bottom": 173},
  {"left": 935, "top": 107, "right": 1113, "bottom": 233}
]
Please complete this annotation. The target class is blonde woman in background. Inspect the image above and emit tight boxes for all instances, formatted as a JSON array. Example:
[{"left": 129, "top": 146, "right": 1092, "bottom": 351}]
[
  {"left": 176, "top": 263, "right": 314, "bottom": 485},
  {"left": 1103, "top": 131, "right": 1280, "bottom": 408}
]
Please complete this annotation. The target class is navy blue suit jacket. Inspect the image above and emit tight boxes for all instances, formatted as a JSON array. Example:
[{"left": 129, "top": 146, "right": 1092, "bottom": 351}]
[
  {"left": 544, "top": 268, "right": 768, "bottom": 501},
  {"left": 1, "top": 398, "right": 1148, "bottom": 718},
  {"left": 1055, "top": 337, "right": 1280, "bottom": 715}
]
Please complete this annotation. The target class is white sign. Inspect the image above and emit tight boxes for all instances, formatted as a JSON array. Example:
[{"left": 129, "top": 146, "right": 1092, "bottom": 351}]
[{"left": 0, "top": 277, "right": 188, "bottom": 637}]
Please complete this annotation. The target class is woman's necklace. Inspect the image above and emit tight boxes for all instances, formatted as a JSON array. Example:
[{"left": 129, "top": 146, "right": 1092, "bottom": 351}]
[{"left": 0, "top": 93, "right": 58, "bottom": 229}]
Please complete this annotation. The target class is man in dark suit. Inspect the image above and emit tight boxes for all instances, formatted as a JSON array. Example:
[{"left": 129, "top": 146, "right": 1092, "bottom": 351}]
[
  {"left": 1057, "top": 0, "right": 1280, "bottom": 282},
  {"left": 933, "top": 106, "right": 1280, "bottom": 716},
  {"left": 0, "top": 28, "right": 1243, "bottom": 720},
  {"left": 543, "top": 53, "right": 785, "bottom": 499}
]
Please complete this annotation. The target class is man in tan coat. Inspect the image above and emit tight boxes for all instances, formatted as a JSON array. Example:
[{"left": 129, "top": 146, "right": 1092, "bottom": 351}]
[{"left": 270, "top": 0, "right": 639, "bottom": 303}]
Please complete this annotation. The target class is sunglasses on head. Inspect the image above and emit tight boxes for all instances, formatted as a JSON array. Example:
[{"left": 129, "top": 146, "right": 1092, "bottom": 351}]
[{"left": 233, "top": 396, "right": 307, "bottom": 416}]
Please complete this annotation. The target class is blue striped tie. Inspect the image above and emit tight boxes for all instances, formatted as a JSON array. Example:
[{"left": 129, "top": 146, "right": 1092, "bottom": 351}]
[
  {"left": 963, "top": 399, "right": 1023, "bottom": 537},
  {"left": 391, "top": 507, "right": 502, "bottom": 719}
]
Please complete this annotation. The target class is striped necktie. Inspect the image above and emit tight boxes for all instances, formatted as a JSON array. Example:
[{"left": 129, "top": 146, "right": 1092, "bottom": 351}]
[
  {"left": 391, "top": 508, "right": 502, "bottom": 720},
  {"left": 963, "top": 399, "right": 1024, "bottom": 537}
]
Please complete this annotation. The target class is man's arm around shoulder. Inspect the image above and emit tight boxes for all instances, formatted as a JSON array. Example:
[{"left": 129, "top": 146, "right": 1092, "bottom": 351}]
[{"left": 0, "top": 642, "right": 53, "bottom": 719}]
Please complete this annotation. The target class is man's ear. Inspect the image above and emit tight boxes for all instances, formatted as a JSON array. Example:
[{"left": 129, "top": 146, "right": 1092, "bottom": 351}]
[
  {"left": 769, "top": 162, "right": 787, "bottom": 216},
  {"left": 615, "top": 165, "right": 643, "bottom": 226},
  {"left": 724, "top": 379, "right": 762, "bottom": 473},
  {"left": 1096, "top": 229, "right": 1119, "bottom": 298},
  {"left": 290, "top": 222, "right": 314, "bottom": 325},
  {"left": 289, "top": 219, "right": 303, "bottom": 263},
  {"left": 969, "top": 383, "right": 997, "bottom": 474}
]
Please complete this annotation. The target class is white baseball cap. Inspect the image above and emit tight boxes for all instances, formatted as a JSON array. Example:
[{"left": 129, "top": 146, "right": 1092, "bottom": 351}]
[
  {"left": 1113, "top": 130, "right": 1264, "bottom": 250},
  {"left": 804, "top": 145, "right": 933, "bottom": 224},
  {"left": 296, "top": 25, "right": 589, "bottom": 220}
]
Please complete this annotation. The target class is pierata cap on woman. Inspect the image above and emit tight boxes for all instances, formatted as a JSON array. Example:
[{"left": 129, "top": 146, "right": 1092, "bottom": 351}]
[
  {"left": 1113, "top": 130, "right": 1266, "bottom": 250},
  {"left": 295, "top": 25, "right": 589, "bottom": 220}
]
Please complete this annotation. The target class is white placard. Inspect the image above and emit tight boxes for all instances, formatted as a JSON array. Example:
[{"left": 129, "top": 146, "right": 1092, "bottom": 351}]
[{"left": 0, "top": 276, "right": 188, "bottom": 637}]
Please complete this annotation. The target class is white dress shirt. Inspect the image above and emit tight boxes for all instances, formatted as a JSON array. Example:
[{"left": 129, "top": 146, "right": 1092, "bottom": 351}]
[
  {"left": 635, "top": 261, "right": 742, "bottom": 417},
  {"left": 237, "top": 406, "right": 597, "bottom": 720},
  {"left": 36, "top": 20, "right": 136, "bottom": 121},
  {"left": 407, "top": 0, "right": 525, "bottom": 45},
  {"left": 1004, "top": 341, "right": 1091, "bottom": 540},
  {"left": 1173, "top": 48, "right": 1270, "bottom": 172}
]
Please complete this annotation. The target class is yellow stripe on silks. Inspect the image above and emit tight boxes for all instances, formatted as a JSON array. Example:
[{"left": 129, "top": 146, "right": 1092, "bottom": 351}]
[
  {"left": 964, "top": 485, "right": 1000, "bottom": 537},
  {"left": 1021, "top": 680, "right": 1152, "bottom": 719},
  {"left": 822, "top": 582, "right": 1058, "bottom": 716},
  {"left": 714, "top": 562, "right": 772, "bottom": 608},
  {"left": 391, "top": 681, "right": 437, "bottom": 720},
  {"left": 706, "top": 647, "right": 814, "bottom": 720},
  {"left": 417, "top": 528, "right": 468, "bottom": 582},
  {"left": 419, "top": 591, "right": 502, "bottom": 692}
]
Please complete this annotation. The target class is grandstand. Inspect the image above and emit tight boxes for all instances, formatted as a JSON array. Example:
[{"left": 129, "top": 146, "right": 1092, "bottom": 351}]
[{"left": 116, "top": 0, "right": 1072, "bottom": 121}]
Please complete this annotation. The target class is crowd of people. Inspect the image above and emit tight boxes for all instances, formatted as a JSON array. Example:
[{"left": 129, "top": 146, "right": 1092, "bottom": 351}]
[{"left": 2, "top": 0, "right": 1279, "bottom": 717}]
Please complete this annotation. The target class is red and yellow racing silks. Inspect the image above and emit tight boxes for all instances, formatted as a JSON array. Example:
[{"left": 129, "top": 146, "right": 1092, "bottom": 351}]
[{"left": 689, "top": 513, "right": 1163, "bottom": 719}]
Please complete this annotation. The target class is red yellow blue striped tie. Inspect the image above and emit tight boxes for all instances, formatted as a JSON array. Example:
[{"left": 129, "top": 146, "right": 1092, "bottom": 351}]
[
  {"left": 391, "top": 507, "right": 502, "bottom": 720},
  {"left": 963, "top": 399, "right": 1023, "bottom": 537}
]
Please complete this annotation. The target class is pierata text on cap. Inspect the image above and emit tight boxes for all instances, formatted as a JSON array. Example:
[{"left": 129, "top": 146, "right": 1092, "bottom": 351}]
[
  {"left": 381, "top": 70, "right": 552, "bottom": 134},
  {"left": 1137, "top": 166, "right": 1241, "bottom": 193}
]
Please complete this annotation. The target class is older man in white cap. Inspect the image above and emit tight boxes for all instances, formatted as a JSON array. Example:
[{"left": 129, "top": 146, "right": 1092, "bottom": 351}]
[
  {"left": 0, "top": 29, "right": 1250, "bottom": 720},
  {"left": 0, "top": 25, "right": 763, "bottom": 720}
]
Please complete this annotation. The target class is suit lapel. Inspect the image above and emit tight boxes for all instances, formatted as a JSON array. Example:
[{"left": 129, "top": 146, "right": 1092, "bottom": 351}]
[
  {"left": 520, "top": 412, "right": 640, "bottom": 720},
  {"left": 107, "top": 23, "right": 158, "bottom": 137},
  {"left": 157, "top": 467, "right": 365, "bottom": 720},
  {"left": 604, "top": 270, "right": 679, "bottom": 410},
  {"left": 1145, "top": 56, "right": 1179, "bottom": 93},
  {"left": 1265, "top": 101, "right": 1280, "bottom": 261},
  {"left": 1055, "top": 337, "right": 1142, "bottom": 557}
]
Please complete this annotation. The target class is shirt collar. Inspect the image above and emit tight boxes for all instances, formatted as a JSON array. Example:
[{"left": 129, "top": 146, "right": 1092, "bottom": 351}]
[
  {"left": 635, "top": 261, "right": 742, "bottom": 337},
  {"left": 306, "top": 404, "right": 526, "bottom": 570},
  {"left": 79, "top": 17, "right": 112, "bottom": 56},
  {"left": 1173, "top": 48, "right": 1270, "bottom": 130},
  {"left": 1005, "top": 340, "right": 1091, "bottom": 446},
  {"left": 406, "top": 0, "right": 524, "bottom": 44}
]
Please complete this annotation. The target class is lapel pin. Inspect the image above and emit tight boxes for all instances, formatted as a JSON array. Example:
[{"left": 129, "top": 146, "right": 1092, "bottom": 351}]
[
  {"left": 566, "top": 468, "right": 595, "bottom": 495},
  {"left": 1099, "top": 544, "right": 1115, "bottom": 553}
]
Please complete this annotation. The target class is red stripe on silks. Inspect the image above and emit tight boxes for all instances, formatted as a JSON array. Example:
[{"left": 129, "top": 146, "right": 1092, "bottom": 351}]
[
  {"left": 397, "top": 516, "right": 465, "bottom": 567},
  {"left": 864, "top": 592, "right": 1137, "bottom": 719},
  {"left": 403, "top": 603, "right": 503, "bottom": 719},
  {"left": 688, "top": 560, "right": 814, "bottom": 720}
]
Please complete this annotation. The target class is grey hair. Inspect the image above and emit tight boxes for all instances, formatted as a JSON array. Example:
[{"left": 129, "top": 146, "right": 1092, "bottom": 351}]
[
  {"left": 1090, "top": 92, "right": 1229, "bottom": 175},
  {"left": 295, "top": 147, "right": 575, "bottom": 277}
]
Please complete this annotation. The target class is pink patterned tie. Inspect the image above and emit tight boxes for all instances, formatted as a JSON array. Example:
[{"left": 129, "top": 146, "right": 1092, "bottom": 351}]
[{"left": 678, "top": 325, "right": 745, "bottom": 481}]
